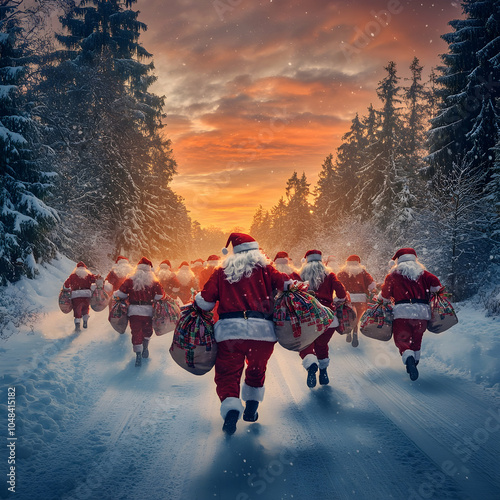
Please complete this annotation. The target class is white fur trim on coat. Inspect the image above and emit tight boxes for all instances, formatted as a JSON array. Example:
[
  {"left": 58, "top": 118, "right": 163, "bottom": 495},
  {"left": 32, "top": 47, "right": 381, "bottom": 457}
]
[
  {"left": 114, "top": 290, "right": 128, "bottom": 300},
  {"left": 302, "top": 353, "right": 318, "bottom": 370},
  {"left": 104, "top": 281, "right": 113, "bottom": 293},
  {"left": 241, "top": 382, "right": 265, "bottom": 402},
  {"left": 402, "top": 349, "right": 415, "bottom": 364},
  {"left": 220, "top": 397, "right": 244, "bottom": 420},
  {"left": 393, "top": 303, "right": 431, "bottom": 321},
  {"left": 71, "top": 289, "right": 92, "bottom": 299},
  {"left": 349, "top": 293, "right": 367, "bottom": 303},
  {"left": 214, "top": 318, "right": 277, "bottom": 342},
  {"left": 133, "top": 343, "right": 144, "bottom": 353},
  {"left": 414, "top": 350, "right": 421, "bottom": 362},
  {"left": 128, "top": 305, "right": 153, "bottom": 317},
  {"left": 195, "top": 292, "right": 216, "bottom": 311},
  {"left": 318, "top": 358, "right": 330, "bottom": 369}
]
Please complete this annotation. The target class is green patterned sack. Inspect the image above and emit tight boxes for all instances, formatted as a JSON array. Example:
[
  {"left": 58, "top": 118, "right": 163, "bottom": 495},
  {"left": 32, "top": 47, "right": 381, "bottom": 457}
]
[
  {"left": 428, "top": 290, "right": 458, "bottom": 334},
  {"left": 273, "top": 282, "right": 337, "bottom": 351},
  {"left": 153, "top": 295, "right": 181, "bottom": 336},
  {"left": 170, "top": 303, "right": 216, "bottom": 375},
  {"left": 359, "top": 302, "right": 393, "bottom": 341}
]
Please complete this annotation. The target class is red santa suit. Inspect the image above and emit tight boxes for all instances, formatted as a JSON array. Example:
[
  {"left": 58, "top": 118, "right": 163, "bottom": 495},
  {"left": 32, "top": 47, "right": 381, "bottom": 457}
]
[
  {"left": 191, "top": 258, "right": 205, "bottom": 285},
  {"left": 337, "top": 255, "right": 377, "bottom": 329},
  {"left": 156, "top": 260, "right": 181, "bottom": 299},
  {"left": 115, "top": 257, "right": 164, "bottom": 356},
  {"left": 63, "top": 262, "right": 97, "bottom": 328},
  {"left": 195, "top": 233, "right": 291, "bottom": 427},
  {"left": 379, "top": 248, "right": 441, "bottom": 375},
  {"left": 298, "top": 250, "right": 346, "bottom": 374},
  {"left": 198, "top": 255, "right": 220, "bottom": 289},
  {"left": 104, "top": 256, "right": 133, "bottom": 293},
  {"left": 176, "top": 262, "right": 198, "bottom": 304}
]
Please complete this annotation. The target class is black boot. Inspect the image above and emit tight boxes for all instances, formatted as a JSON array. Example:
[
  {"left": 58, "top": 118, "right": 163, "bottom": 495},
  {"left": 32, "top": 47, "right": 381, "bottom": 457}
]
[
  {"left": 307, "top": 363, "right": 318, "bottom": 388},
  {"left": 351, "top": 332, "right": 359, "bottom": 348},
  {"left": 135, "top": 352, "right": 142, "bottom": 367},
  {"left": 243, "top": 400, "right": 259, "bottom": 422},
  {"left": 222, "top": 410, "right": 239, "bottom": 435},
  {"left": 406, "top": 356, "right": 419, "bottom": 381},
  {"left": 319, "top": 368, "right": 329, "bottom": 385},
  {"left": 83, "top": 317, "right": 88, "bottom": 329},
  {"left": 346, "top": 332, "right": 352, "bottom": 343},
  {"left": 142, "top": 339, "right": 150, "bottom": 358}
]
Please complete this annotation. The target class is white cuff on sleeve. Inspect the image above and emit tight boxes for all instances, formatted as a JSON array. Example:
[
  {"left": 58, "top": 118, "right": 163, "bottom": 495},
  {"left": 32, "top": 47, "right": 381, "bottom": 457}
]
[{"left": 195, "top": 292, "right": 216, "bottom": 311}]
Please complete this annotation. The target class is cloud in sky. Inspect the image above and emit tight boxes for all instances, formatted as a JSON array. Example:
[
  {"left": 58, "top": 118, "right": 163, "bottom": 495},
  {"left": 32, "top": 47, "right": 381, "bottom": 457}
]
[{"left": 137, "top": 0, "right": 462, "bottom": 230}]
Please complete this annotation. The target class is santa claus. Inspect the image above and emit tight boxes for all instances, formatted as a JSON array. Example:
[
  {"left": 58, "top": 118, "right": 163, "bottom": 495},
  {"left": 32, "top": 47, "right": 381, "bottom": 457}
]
[
  {"left": 273, "top": 251, "right": 301, "bottom": 280},
  {"left": 114, "top": 257, "right": 164, "bottom": 367},
  {"left": 337, "top": 255, "right": 377, "bottom": 348},
  {"left": 156, "top": 259, "right": 181, "bottom": 300},
  {"left": 198, "top": 255, "right": 220, "bottom": 289},
  {"left": 298, "top": 250, "right": 347, "bottom": 388},
  {"left": 176, "top": 261, "right": 198, "bottom": 304},
  {"left": 378, "top": 248, "right": 441, "bottom": 381},
  {"left": 63, "top": 261, "right": 97, "bottom": 330},
  {"left": 104, "top": 256, "right": 133, "bottom": 293},
  {"left": 190, "top": 258, "right": 205, "bottom": 284},
  {"left": 195, "top": 233, "right": 291, "bottom": 435}
]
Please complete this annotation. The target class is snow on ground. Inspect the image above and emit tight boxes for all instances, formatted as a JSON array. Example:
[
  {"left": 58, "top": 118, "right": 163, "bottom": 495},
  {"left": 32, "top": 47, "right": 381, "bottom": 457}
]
[{"left": 0, "top": 257, "right": 499, "bottom": 500}]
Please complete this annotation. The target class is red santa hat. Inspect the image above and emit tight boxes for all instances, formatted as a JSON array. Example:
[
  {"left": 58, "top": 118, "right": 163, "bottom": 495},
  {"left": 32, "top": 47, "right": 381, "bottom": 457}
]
[
  {"left": 222, "top": 232, "right": 259, "bottom": 255},
  {"left": 137, "top": 256, "right": 153, "bottom": 268},
  {"left": 346, "top": 255, "right": 361, "bottom": 263},
  {"left": 115, "top": 255, "right": 128, "bottom": 264},
  {"left": 392, "top": 248, "right": 417, "bottom": 263},
  {"left": 178, "top": 261, "right": 190, "bottom": 269},
  {"left": 159, "top": 259, "right": 171, "bottom": 269},
  {"left": 191, "top": 258, "right": 204, "bottom": 267},
  {"left": 206, "top": 254, "right": 220, "bottom": 263},
  {"left": 304, "top": 250, "right": 322, "bottom": 263},
  {"left": 76, "top": 261, "right": 87, "bottom": 268},
  {"left": 274, "top": 251, "right": 290, "bottom": 265}
]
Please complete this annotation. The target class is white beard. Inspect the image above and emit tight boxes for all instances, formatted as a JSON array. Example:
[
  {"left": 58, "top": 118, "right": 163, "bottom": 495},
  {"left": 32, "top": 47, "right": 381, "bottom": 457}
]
[
  {"left": 112, "top": 260, "right": 134, "bottom": 279},
  {"left": 223, "top": 249, "right": 269, "bottom": 284},
  {"left": 132, "top": 268, "right": 157, "bottom": 291},
  {"left": 177, "top": 268, "right": 195, "bottom": 286},
  {"left": 299, "top": 261, "right": 328, "bottom": 291},
  {"left": 157, "top": 268, "right": 173, "bottom": 282},
  {"left": 390, "top": 260, "right": 425, "bottom": 281},
  {"left": 74, "top": 267, "right": 92, "bottom": 279},
  {"left": 275, "top": 262, "right": 296, "bottom": 276},
  {"left": 339, "top": 262, "right": 365, "bottom": 277}
]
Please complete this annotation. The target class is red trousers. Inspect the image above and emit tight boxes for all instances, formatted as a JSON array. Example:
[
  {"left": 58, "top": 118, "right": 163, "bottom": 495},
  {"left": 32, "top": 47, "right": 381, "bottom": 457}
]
[
  {"left": 299, "top": 328, "right": 335, "bottom": 361},
  {"left": 215, "top": 340, "right": 275, "bottom": 402},
  {"left": 129, "top": 315, "right": 153, "bottom": 349},
  {"left": 71, "top": 298, "right": 90, "bottom": 319},
  {"left": 393, "top": 318, "right": 427, "bottom": 355}
]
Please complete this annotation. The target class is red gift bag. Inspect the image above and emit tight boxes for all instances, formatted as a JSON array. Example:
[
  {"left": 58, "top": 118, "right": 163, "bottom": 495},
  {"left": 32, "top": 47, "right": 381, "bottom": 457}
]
[
  {"left": 273, "top": 281, "right": 337, "bottom": 351},
  {"left": 153, "top": 295, "right": 181, "bottom": 336},
  {"left": 108, "top": 296, "right": 128, "bottom": 334},
  {"left": 428, "top": 290, "right": 458, "bottom": 334},
  {"left": 335, "top": 297, "right": 357, "bottom": 334},
  {"left": 359, "top": 302, "right": 393, "bottom": 341},
  {"left": 58, "top": 287, "right": 72, "bottom": 314},
  {"left": 169, "top": 303, "right": 217, "bottom": 375}
]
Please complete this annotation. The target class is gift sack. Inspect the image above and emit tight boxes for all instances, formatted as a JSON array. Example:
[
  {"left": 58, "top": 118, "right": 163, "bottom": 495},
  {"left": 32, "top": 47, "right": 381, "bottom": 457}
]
[
  {"left": 273, "top": 281, "right": 337, "bottom": 351},
  {"left": 153, "top": 295, "right": 181, "bottom": 336},
  {"left": 58, "top": 288, "right": 72, "bottom": 314},
  {"left": 335, "top": 299, "right": 357, "bottom": 334},
  {"left": 359, "top": 302, "right": 393, "bottom": 341},
  {"left": 427, "top": 291, "right": 458, "bottom": 334},
  {"left": 108, "top": 297, "right": 128, "bottom": 334},
  {"left": 90, "top": 279, "right": 110, "bottom": 312},
  {"left": 169, "top": 303, "right": 216, "bottom": 375}
]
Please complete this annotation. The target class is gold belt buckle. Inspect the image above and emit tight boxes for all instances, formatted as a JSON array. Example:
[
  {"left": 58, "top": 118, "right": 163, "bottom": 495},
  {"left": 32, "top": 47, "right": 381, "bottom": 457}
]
[{"left": 243, "top": 311, "right": 248, "bottom": 320}]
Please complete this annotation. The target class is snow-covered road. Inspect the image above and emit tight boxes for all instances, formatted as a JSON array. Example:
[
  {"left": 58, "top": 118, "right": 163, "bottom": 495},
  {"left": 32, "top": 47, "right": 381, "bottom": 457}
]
[{"left": 1, "top": 261, "right": 499, "bottom": 500}]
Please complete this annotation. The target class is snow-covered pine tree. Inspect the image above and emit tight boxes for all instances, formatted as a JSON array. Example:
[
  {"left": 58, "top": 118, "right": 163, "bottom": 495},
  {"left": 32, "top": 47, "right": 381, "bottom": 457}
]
[
  {"left": 38, "top": 0, "right": 187, "bottom": 265},
  {"left": 314, "top": 153, "right": 339, "bottom": 226},
  {"left": 426, "top": 0, "right": 500, "bottom": 186},
  {"left": 0, "top": 1, "right": 58, "bottom": 285},
  {"left": 283, "top": 171, "right": 313, "bottom": 246}
]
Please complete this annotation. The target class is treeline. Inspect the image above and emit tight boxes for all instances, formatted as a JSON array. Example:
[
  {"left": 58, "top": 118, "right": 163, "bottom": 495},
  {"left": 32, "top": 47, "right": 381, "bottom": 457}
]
[
  {"left": 251, "top": 1, "right": 500, "bottom": 302},
  {"left": 0, "top": 0, "right": 191, "bottom": 285}
]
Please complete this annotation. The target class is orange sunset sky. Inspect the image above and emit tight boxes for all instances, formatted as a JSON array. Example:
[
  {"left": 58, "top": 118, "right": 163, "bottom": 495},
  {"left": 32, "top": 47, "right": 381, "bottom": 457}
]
[{"left": 137, "top": 0, "right": 463, "bottom": 231}]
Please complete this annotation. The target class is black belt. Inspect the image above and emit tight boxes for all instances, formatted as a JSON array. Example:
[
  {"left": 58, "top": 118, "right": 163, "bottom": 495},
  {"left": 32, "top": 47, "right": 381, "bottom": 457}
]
[
  {"left": 395, "top": 299, "right": 429, "bottom": 305},
  {"left": 219, "top": 311, "right": 272, "bottom": 321},
  {"left": 129, "top": 301, "right": 153, "bottom": 305}
]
